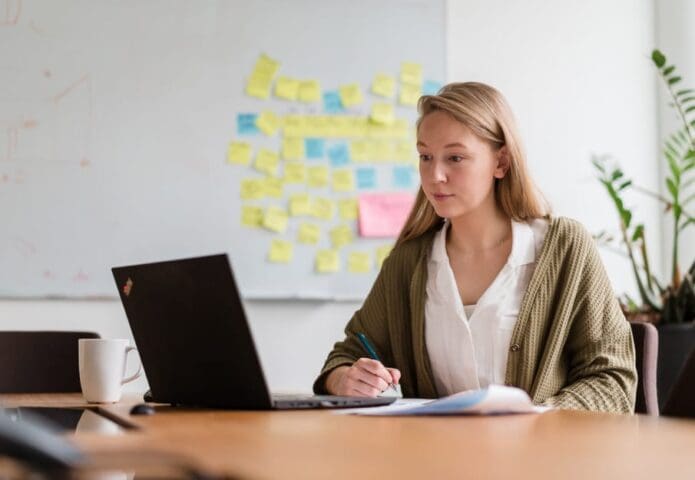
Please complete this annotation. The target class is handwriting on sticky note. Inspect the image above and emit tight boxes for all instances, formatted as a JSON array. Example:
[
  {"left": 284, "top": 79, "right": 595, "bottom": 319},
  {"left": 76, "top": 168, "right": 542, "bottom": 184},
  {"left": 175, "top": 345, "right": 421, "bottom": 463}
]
[
  {"left": 262, "top": 206, "right": 289, "bottom": 233},
  {"left": 246, "top": 54, "right": 279, "bottom": 100},
  {"left": 370, "top": 103, "right": 395, "bottom": 126},
  {"left": 308, "top": 166, "right": 329, "bottom": 188},
  {"left": 332, "top": 169, "right": 355, "bottom": 192},
  {"left": 299, "top": 80, "right": 321, "bottom": 103},
  {"left": 264, "top": 177, "right": 284, "bottom": 198},
  {"left": 298, "top": 222, "right": 320, "bottom": 244},
  {"left": 275, "top": 76, "right": 300, "bottom": 101},
  {"left": 289, "top": 193, "right": 311, "bottom": 216},
  {"left": 358, "top": 193, "right": 415, "bottom": 237},
  {"left": 348, "top": 252, "right": 372, "bottom": 273},
  {"left": 268, "top": 239, "right": 293, "bottom": 263},
  {"left": 399, "top": 84, "right": 421, "bottom": 106},
  {"left": 282, "top": 137, "right": 304, "bottom": 160},
  {"left": 256, "top": 110, "right": 281, "bottom": 136},
  {"left": 311, "top": 197, "right": 335, "bottom": 220},
  {"left": 339, "top": 83, "right": 363, "bottom": 107},
  {"left": 241, "top": 205, "right": 263, "bottom": 227},
  {"left": 339, "top": 198, "right": 358, "bottom": 220},
  {"left": 400, "top": 62, "right": 423, "bottom": 86},
  {"left": 330, "top": 224, "right": 354, "bottom": 248},
  {"left": 227, "top": 142, "right": 251, "bottom": 165},
  {"left": 316, "top": 249, "right": 340, "bottom": 273},
  {"left": 240, "top": 179, "right": 265, "bottom": 200},
  {"left": 284, "top": 161, "right": 306, "bottom": 183},
  {"left": 255, "top": 148, "right": 280, "bottom": 176},
  {"left": 372, "top": 73, "right": 396, "bottom": 98}
]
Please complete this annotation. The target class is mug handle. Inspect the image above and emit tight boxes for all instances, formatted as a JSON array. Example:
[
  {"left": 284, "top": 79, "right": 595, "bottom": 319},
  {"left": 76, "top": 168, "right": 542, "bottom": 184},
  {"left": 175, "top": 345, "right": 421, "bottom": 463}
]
[{"left": 122, "top": 346, "right": 143, "bottom": 385}]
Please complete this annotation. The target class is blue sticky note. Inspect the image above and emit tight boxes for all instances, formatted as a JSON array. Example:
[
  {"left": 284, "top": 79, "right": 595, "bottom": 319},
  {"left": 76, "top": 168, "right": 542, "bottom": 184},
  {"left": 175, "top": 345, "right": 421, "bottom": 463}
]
[
  {"left": 422, "top": 80, "right": 442, "bottom": 96},
  {"left": 323, "top": 91, "right": 344, "bottom": 113},
  {"left": 393, "top": 166, "right": 416, "bottom": 188},
  {"left": 305, "top": 138, "right": 325, "bottom": 159},
  {"left": 328, "top": 143, "right": 350, "bottom": 167},
  {"left": 356, "top": 167, "right": 377, "bottom": 189},
  {"left": 237, "top": 113, "right": 259, "bottom": 135}
]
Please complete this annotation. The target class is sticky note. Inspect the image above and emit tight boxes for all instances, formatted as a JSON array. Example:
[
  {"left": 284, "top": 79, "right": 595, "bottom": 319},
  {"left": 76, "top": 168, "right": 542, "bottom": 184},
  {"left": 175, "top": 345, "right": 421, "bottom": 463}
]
[
  {"left": 262, "top": 206, "right": 289, "bottom": 233},
  {"left": 373, "top": 141, "right": 394, "bottom": 161},
  {"left": 283, "top": 115, "right": 306, "bottom": 137},
  {"left": 348, "top": 252, "right": 371, "bottom": 273},
  {"left": 241, "top": 205, "right": 263, "bottom": 227},
  {"left": 227, "top": 142, "right": 251, "bottom": 166},
  {"left": 305, "top": 138, "right": 325, "bottom": 159},
  {"left": 316, "top": 249, "right": 340, "bottom": 273},
  {"left": 240, "top": 179, "right": 265, "bottom": 200},
  {"left": 298, "top": 222, "right": 320, "bottom": 244},
  {"left": 376, "top": 244, "right": 393, "bottom": 268},
  {"left": 268, "top": 239, "right": 293, "bottom": 263},
  {"left": 330, "top": 224, "right": 354, "bottom": 248},
  {"left": 323, "top": 91, "right": 344, "bottom": 113},
  {"left": 264, "top": 177, "right": 284, "bottom": 198},
  {"left": 370, "top": 103, "right": 395, "bottom": 126},
  {"left": 393, "top": 165, "right": 416, "bottom": 188},
  {"left": 284, "top": 161, "right": 306, "bottom": 183},
  {"left": 254, "top": 148, "right": 280, "bottom": 176},
  {"left": 299, "top": 80, "right": 321, "bottom": 103},
  {"left": 339, "top": 198, "right": 358, "bottom": 220},
  {"left": 399, "top": 84, "right": 421, "bottom": 106},
  {"left": 401, "top": 62, "right": 423, "bottom": 86},
  {"left": 308, "top": 165, "right": 329, "bottom": 188},
  {"left": 395, "top": 140, "right": 416, "bottom": 163},
  {"left": 339, "top": 83, "right": 364, "bottom": 107},
  {"left": 422, "top": 80, "right": 442, "bottom": 96},
  {"left": 356, "top": 167, "right": 377, "bottom": 189},
  {"left": 253, "top": 53, "right": 280, "bottom": 77},
  {"left": 237, "top": 114, "right": 260, "bottom": 135},
  {"left": 325, "top": 143, "right": 347, "bottom": 167},
  {"left": 245, "top": 54, "right": 279, "bottom": 99},
  {"left": 256, "top": 110, "right": 281, "bottom": 136},
  {"left": 350, "top": 141, "right": 370, "bottom": 162},
  {"left": 358, "top": 193, "right": 415, "bottom": 237},
  {"left": 311, "top": 197, "right": 335, "bottom": 220},
  {"left": 372, "top": 73, "right": 396, "bottom": 98},
  {"left": 289, "top": 193, "right": 311, "bottom": 216},
  {"left": 275, "top": 76, "right": 300, "bottom": 100},
  {"left": 282, "top": 137, "right": 304, "bottom": 160},
  {"left": 332, "top": 168, "right": 355, "bottom": 192}
]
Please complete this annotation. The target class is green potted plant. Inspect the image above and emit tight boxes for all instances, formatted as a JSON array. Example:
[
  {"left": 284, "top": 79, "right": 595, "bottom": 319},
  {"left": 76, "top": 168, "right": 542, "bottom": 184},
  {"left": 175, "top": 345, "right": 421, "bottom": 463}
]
[{"left": 592, "top": 49, "right": 695, "bottom": 408}]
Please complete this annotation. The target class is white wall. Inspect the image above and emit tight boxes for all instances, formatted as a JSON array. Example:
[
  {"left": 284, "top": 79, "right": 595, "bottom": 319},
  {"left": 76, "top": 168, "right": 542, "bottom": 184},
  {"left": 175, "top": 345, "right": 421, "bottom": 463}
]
[{"left": 0, "top": 0, "right": 662, "bottom": 394}]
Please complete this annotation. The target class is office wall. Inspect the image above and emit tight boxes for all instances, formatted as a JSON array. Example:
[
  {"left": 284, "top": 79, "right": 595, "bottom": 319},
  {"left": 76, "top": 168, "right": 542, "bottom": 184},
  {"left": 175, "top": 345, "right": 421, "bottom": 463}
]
[{"left": 0, "top": 1, "right": 659, "bottom": 393}]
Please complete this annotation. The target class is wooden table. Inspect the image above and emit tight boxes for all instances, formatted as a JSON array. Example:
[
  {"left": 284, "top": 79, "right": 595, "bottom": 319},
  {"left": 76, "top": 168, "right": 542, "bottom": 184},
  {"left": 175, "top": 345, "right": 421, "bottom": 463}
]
[{"left": 2, "top": 394, "right": 695, "bottom": 479}]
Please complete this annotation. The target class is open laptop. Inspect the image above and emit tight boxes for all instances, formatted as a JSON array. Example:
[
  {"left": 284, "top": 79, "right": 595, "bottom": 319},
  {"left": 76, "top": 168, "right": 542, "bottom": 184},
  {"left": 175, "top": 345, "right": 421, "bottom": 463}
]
[{"left": 111, "top": 254, "right": 396, "bottom": 410}]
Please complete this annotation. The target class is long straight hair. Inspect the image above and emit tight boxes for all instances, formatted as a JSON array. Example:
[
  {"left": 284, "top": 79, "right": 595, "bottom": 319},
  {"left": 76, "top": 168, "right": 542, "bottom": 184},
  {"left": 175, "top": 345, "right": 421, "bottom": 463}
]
[{"left": 395, "top": 82, "right": 549, "bottom": 247}]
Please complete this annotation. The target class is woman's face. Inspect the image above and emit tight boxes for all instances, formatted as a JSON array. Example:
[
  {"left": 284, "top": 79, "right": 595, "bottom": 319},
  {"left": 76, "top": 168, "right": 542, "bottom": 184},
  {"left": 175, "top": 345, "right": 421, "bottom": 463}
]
[{"left": 417, "top": 110, "right": 507, "bottom": 220}]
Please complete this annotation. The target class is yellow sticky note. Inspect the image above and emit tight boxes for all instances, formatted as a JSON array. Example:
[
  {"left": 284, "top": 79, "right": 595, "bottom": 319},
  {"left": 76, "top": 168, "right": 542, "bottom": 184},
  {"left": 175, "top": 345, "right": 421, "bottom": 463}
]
[
  {"left": 339, "top": 198, "right": 358, "bottom": 220},
  {"left": 332, "top": 168, "right": 355, "bottom": 192},
  {"left": 330, "top": 224, "right": 353, "bottom": 248},
  {"left": 298, "top": 222, "right": 320, "bottom": 244},
  {"left": 275, "top": 76, "right": 300, "bottom": 101},
  {"left": 262, "top": 206, "right": 289, "bottom": 233},
  {"left": 400, "top": 62, "right": 423, "bottom": 86},
  {"left": 399, "top": 84, "right": 421, "bottom": 106},
  {"left": 350, "top": 140, "right": 370, "bottom": 162},
  {"left": 316, "top": 249, "right": 340, "bottom": 273},
  {"left": 289, "top": 193, "right": 311, "bottom": 216},
  {"left": 264, "top": 177, "right": 284, "bottom": 198},
  {"left": 348, "top": 252, "right": 372, "bottom": 273},
  {"left": 395, "top": 140, "right": 416, "bottom": 163},
  {"left": 246, "top": 74, "right": 272, "bottom": 100},
  {"left": 311, "top": 197, "right": 335, "bottom": 220},
  {"left": 284, "top": 161, "right": 306, "bottom": 183},
  {"left": 370, "top": 103, "right": 395, "bottom": 126},
  {"left": 268, "top": 239, "right": 293, "bottom": 263},
  {"left": 254, "top": 53, "right": 280, "bottom": 77},
  {"left": 241, "top": 205, "right": 263, "bottom": 228},
  {"left": 374, "top": 141, "right": 394, "bottom": 161},
  {"left": 283, "top": 115, "right": 306, "bottom": 137},
  {"left": 339, "top": 83, "right": 364, "bottom": 107},
  {"left": 282, "top": 137, "right": 305, "bottom": 160},
  {"left": 298, "top": 80, "right": 321, "bottom": 103},
  {"left": 254, "top": 148, "right": 280, "bottom": 176},
  {"left": 372, "top": 73, "right": 396, "bottom": 98},
  {"left": 376, "top": 244, "right": 394, "bottom": 268},
  {"left": 256, "top": 110, "right": 281, "bottom": 136},
  {"left": 240, "top": 179, "right": 265, "bottom": 200},
  {"left": 227, "top": 142, "right": 251, "bottom": 165},
  {"left": 308, "top": 165, "right": 329, "bottom": 188}
]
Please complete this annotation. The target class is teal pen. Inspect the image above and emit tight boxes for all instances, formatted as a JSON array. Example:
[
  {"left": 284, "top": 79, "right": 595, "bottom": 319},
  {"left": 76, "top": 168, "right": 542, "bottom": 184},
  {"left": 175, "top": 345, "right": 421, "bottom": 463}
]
[{"left": 356, "top": 332, "right": 399, "bottom": 394}]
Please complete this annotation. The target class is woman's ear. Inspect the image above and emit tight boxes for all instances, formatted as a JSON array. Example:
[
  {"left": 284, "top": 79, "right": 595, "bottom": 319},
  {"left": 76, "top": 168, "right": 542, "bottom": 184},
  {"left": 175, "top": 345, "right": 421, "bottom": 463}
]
[{"left": 493, "top": 146, "right": 510, "bottom": 179}]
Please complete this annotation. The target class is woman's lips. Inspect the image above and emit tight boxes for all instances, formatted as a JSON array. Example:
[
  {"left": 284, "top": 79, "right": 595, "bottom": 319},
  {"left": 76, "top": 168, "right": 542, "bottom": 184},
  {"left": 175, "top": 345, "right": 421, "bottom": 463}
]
[{"left": 433, "top": 193, "right": 454, "bottom": 201}]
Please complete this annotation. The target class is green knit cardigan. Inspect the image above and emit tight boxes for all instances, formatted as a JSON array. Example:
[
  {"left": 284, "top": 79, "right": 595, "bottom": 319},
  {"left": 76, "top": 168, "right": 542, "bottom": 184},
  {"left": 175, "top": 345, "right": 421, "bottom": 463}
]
[{"left": 314, "top": 217, "right": 637, "bottom": 413}]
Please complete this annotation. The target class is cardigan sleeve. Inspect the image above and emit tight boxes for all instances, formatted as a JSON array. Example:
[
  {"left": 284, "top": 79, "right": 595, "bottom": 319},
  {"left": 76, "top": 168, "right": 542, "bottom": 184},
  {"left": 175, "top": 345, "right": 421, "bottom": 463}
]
[
  {"left": 312, "top": 257, "right": 393, "bottom": 394},
  {"left": 541, "top": 227, "right": 637, "bottom": 413}
]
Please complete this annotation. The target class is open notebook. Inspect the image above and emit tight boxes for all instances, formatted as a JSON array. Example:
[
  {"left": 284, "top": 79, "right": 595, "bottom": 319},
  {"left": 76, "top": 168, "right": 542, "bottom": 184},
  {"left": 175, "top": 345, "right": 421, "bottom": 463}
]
[{"left": 337, "top": 385, "right": 552, "bottom": 416}]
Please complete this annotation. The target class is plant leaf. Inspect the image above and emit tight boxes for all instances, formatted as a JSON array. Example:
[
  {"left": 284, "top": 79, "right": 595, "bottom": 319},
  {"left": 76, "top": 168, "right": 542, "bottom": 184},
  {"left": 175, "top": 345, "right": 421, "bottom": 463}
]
[
  {"left": 664, "top": 65, "right": 676, "bottom": 76},
  {"left": 618, "top": 179, "right": 632, "bottom": 191},
  {"left": 678, "top": 88, "right": 695, "bottom": 97},
  {"left": 632, "top": 224, "right": 644, "bottom": 242},
  {"left": 621, "top": 209, "right": 632, "bottom": 228},
  {"left": 667, "top": 177, "right": 678, "bottom": 199},
  {"left": 669, "top": 76, "right": 683, "bottom": 85},
  {"left": 652, "top": 49, "right": 666, "bottom": 68}
]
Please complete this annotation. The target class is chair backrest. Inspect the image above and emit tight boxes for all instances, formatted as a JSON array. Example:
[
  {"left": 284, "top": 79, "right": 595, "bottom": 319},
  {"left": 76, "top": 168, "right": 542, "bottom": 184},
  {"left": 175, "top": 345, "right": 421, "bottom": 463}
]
[
  {"left": 662, "top": 347, "right": 695, "bottom": 418},
  {"left": 0, "top": 331, "right": 100, "bottom": 393},
  {"left": 629, "top": 322, "right": 659, "bottom": 415}
]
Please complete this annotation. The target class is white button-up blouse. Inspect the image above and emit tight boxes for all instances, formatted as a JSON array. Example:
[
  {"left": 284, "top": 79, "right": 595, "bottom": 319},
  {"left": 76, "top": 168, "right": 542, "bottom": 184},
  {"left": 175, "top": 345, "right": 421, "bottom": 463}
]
[{"left": 425, "top": 218, "right": 549, "bottom": 396}]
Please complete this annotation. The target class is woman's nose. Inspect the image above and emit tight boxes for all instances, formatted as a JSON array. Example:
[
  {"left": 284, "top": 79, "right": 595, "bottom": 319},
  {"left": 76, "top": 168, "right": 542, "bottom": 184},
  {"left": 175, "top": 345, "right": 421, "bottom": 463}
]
[{"left": 430, "top": 160, "right": 447, "bottom": 183}]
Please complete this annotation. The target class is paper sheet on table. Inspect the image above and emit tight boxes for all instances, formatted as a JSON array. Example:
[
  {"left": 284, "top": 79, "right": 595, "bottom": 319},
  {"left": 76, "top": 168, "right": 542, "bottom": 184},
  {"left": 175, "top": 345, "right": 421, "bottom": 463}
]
[
  {"left": 337, "top": 385, "right": 552, "bottom": 416},
  {"left": 358, "top": 193, "right": 415, "bottom": 237}
]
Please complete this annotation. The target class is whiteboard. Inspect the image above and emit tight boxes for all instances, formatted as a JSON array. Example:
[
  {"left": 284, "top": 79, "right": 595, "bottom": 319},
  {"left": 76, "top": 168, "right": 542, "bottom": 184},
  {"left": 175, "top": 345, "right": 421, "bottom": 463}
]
[{"left": 0, "top": 0, "right": 446, "bottom": 299}]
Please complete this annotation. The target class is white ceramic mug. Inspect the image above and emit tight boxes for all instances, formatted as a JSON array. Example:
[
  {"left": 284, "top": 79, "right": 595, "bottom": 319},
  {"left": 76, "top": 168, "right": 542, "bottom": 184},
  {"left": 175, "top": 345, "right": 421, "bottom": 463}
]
[{"left": 78, "top": 338, "right": 142, "bottom": 403}]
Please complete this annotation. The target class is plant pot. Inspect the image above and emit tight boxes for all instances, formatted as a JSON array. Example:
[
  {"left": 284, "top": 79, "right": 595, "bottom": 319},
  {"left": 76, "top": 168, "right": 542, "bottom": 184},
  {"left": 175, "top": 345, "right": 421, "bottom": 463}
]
[{"left": 656, "top": 321, "right": 695, "bottom": 410}]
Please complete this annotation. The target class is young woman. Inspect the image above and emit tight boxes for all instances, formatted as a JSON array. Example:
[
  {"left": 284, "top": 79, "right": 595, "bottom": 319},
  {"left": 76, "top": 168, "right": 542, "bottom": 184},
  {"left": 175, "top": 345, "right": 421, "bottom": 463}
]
[{"left": 314, "top": 82, "right": 636, "bottom": 413}]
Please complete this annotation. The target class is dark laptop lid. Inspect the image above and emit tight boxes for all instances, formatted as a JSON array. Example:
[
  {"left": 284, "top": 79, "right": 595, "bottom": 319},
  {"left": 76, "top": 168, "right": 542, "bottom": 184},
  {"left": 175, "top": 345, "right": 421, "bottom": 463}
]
[{"left": 112, "top": 254, "right": 273, "bottom": 409}]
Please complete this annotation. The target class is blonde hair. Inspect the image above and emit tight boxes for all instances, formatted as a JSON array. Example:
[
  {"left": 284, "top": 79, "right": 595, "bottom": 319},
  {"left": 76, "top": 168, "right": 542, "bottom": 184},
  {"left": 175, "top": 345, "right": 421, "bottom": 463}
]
[{"left": 395, "top": 82, "right": 549, "bottom": 247}]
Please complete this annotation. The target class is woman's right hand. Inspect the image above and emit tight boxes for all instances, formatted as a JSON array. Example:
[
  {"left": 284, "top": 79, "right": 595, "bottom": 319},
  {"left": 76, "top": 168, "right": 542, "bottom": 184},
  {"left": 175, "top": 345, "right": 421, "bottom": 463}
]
[{"left": 325, "top": 358, "right": 401, "bottom": 397}]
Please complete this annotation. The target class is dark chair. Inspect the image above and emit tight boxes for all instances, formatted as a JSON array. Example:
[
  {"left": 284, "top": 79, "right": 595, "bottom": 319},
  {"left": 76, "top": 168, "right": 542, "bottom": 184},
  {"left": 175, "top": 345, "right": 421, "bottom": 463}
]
[
  {"left": 0, "top": 331, "right": 100, "bottom": 393},
  {"left": 629, "top": 322, "right": 659, "bottom": 415},
  {"left": 662, "top": 347, "right": 695, "bottom": 418}
]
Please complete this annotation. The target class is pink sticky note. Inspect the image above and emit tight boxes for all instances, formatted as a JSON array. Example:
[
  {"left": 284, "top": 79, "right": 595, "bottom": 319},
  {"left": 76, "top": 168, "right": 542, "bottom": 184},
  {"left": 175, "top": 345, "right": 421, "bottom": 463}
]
[{"left": 358, "top": 193, "right": 415, "bottom": 237}]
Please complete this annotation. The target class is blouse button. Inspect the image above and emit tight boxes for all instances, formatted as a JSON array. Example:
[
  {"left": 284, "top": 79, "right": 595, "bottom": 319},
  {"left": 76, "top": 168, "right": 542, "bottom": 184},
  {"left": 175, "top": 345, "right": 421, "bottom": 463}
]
[{"left": 510, "top": 343, "right": 521, "bottom": 352}]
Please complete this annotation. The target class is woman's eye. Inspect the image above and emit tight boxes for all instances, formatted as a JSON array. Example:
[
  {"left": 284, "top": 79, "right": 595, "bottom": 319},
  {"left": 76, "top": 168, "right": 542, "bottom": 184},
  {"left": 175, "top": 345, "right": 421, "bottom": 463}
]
[
  {"left": 419, "top": 154, "right": 432, "bottom": 162},
  {"left": 449, "top": 155, "right": 467, "bottom": 162}
]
